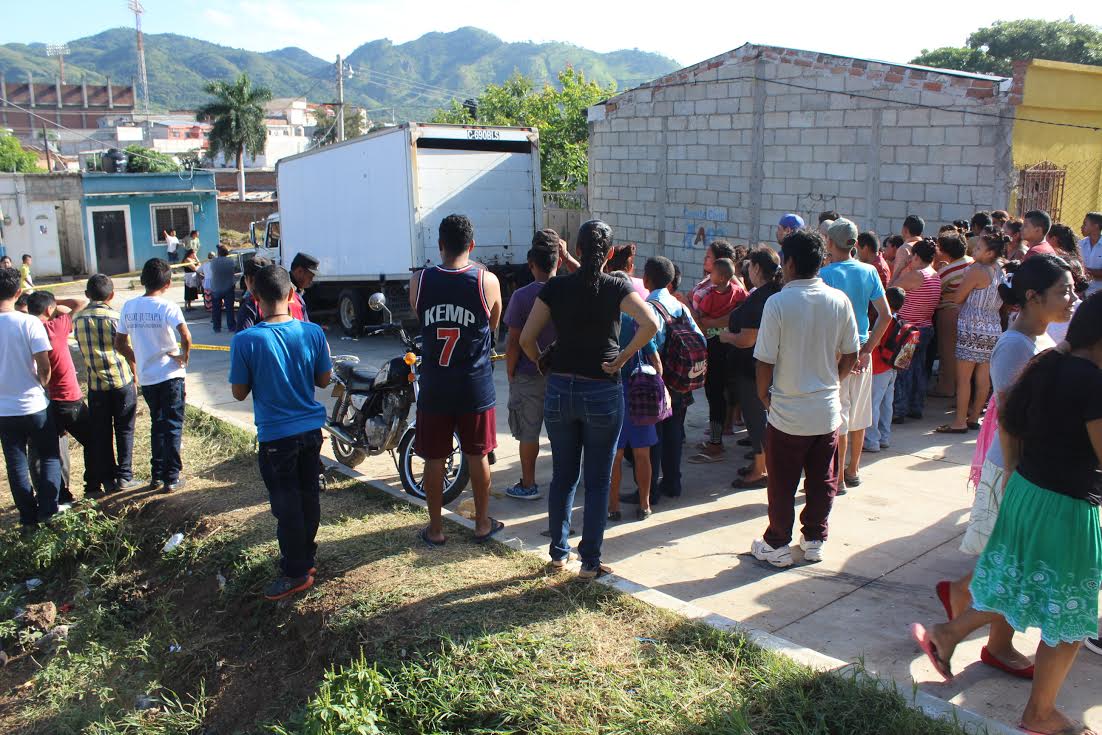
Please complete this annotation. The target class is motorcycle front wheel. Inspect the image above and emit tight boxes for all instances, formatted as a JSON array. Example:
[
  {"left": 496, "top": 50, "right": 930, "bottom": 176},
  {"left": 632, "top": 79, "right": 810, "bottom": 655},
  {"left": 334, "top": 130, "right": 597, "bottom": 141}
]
[{"left": 396, "top": 428, "right": 469, "bottom": 506}]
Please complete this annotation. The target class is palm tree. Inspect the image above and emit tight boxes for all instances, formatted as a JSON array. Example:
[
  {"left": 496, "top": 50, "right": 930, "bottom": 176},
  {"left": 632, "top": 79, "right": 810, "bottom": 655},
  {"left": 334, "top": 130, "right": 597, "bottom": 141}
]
[{"left": 197, "top": 74, "right": 272, "bottom": 202}]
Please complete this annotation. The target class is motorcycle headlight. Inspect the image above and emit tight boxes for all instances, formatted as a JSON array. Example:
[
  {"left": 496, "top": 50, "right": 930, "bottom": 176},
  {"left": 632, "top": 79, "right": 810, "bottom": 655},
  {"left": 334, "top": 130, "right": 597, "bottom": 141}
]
[{"left": 372, "top": 362, "right": 391, "bottom": 388}]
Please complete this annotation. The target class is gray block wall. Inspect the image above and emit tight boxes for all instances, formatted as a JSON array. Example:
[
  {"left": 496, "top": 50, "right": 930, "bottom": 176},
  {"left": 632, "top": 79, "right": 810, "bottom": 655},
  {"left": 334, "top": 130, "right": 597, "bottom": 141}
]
[{"left": 587, "top": 45, "right": 1015, "bottom": 276}]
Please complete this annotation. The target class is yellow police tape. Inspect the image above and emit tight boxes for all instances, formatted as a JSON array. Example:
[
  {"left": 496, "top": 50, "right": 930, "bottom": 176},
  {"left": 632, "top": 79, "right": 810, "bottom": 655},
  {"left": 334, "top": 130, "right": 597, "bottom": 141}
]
[
  {"left": 191, "top": 343, "right": 231, "bottom": 352},
  {"left": 37, "top": 260, "right": 195, "bottom": 292}
]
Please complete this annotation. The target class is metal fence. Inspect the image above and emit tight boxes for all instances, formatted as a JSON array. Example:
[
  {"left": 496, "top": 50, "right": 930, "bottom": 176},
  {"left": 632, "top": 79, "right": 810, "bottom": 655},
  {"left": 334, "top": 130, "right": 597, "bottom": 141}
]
[{"left": 1014, "top": 159, "right": 1102, "bottom": 223}]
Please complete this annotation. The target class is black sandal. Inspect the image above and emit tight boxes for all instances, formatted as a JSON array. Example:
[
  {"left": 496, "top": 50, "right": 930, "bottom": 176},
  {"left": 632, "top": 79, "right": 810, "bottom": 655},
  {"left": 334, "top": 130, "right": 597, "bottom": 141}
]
[
  {"left": 418, "top": 527, "right": 446, "bottom": 548},
  {"left": 473, "top": 518, "right": 505, "bottom": 544}
]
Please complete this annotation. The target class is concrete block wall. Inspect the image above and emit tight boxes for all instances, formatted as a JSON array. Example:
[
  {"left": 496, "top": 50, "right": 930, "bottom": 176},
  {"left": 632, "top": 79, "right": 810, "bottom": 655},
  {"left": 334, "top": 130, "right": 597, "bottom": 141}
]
[{"left": 588, "top": 44, "right": 1015, "bottom": 278}]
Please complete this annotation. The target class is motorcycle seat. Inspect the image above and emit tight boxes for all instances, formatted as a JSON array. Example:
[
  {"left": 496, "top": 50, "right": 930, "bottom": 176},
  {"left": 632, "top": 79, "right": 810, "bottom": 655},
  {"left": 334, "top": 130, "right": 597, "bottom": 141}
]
[{"left": 350, "top": 366, "right": 377, "bottom": 384}]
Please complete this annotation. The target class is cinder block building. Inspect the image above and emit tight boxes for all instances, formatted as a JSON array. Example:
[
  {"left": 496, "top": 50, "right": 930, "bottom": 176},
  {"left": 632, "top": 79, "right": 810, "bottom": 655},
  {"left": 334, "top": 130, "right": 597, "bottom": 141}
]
[{"left": 586, "top": 43, "right": 1019, "bottom": 272}]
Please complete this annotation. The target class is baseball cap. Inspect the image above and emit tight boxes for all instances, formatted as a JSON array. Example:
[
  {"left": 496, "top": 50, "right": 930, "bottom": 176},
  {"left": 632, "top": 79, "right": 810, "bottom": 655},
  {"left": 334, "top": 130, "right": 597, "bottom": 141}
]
[
  {"left": 779, "top": 213, "right": 805, "bottom": 230},
  {"left": 828, "top": 217, "right": 859, "bottom": 247},
  {"left": 290, "top": 252, "right": 319, "bottom": 274}
]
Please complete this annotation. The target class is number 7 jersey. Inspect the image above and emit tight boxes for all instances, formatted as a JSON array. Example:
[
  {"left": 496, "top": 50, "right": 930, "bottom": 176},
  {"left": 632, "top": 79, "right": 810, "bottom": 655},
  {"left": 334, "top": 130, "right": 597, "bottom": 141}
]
[{"left": 415, "top": 264, "right": 496, "bottom": 414}]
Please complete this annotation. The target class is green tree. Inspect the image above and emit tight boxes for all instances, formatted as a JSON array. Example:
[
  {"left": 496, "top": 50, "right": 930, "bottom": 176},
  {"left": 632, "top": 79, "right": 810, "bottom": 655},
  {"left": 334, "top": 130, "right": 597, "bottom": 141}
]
[
  {"left": 122, "top": 144, "right": 179, "bottom": 173},
  {"left": 913, "top": 18, "right": 1102, "bottom": 76},
  {"left": 312, "top": 106, "right": 367, "bottom": 146},
  {"left": 196, "top": 73, "right": 272, "bottom": 201},
  {"left": 0, "top": 132, "right": 40, "bottom": 173},
  {"left": 431, "top": 68, "right": 614, "bottom": 192}
]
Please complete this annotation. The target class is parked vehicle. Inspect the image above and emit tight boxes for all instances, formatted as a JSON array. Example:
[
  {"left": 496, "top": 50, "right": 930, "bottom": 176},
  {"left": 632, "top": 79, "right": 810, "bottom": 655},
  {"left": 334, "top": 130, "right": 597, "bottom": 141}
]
[{"left": 250, "top": 122, "right": 542, "bottom": 333}]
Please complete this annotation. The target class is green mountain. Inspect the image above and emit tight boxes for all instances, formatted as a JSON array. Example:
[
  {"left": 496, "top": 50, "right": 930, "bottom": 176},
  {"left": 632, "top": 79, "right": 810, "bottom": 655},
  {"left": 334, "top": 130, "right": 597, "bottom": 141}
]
[{"left": 1, "top": 27, "right": 679, "bottom": 119}]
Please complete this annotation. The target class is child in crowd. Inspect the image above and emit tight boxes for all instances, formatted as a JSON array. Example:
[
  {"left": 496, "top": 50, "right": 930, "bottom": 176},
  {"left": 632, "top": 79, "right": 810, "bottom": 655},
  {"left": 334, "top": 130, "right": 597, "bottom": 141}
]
[
  {"left": 19, "top": 254, "right": 34, "bottom": 293},
  {"left": 695, "top": 258, "right": 744, "bottom": 329},
  {"left": 863, "top": 287, "right": 906, "bottom": 453},
  {"left": 116, "top": 259, "right": 192, "bottom": 493},
  {"left": 229, "top": 265, "right": 332, "bottom": 601}
]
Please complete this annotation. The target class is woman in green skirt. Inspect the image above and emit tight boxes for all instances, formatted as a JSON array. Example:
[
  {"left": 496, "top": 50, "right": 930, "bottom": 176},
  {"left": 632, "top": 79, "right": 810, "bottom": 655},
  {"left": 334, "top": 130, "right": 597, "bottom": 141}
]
[{"left": 912, "top": 288, "right": 1102, "bottom": 735}]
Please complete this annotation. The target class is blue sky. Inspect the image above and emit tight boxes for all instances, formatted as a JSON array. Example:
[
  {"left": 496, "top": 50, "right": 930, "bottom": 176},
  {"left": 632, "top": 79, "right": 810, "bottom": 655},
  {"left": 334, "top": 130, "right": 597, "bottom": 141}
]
[{"left": 3, "top": 0, "right": 1100, "bottom": 70}]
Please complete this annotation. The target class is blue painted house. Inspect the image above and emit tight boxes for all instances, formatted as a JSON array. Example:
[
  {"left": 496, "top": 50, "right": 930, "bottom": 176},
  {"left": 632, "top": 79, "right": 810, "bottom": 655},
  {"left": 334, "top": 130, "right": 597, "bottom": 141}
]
[{"left": 81, "top": 172, "right": 219, "bottom": 276}]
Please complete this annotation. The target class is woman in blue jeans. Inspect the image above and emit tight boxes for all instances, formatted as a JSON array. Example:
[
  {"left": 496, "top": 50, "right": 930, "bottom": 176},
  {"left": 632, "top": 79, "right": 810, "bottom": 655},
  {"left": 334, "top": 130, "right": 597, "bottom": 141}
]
[{"left": 520, "top": 220, "right": 659, "bottom": 579}]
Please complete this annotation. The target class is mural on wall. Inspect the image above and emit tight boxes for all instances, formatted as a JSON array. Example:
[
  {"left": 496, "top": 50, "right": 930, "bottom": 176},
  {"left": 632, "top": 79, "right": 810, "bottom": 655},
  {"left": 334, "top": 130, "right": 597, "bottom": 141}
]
[{"left": 683, "top": 207, "right": 728, "bottom": 248}]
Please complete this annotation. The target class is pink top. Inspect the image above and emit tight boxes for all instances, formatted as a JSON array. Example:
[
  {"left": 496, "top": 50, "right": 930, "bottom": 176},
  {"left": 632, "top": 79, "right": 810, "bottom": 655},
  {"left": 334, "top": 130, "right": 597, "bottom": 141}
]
[
  {"left": 1024, "top": 242, "right": 1057, "bottom": 260},
  {"left": 897, "top": 266, "right": 941, "bottom": 328},
  {"left": 44, "top": 313, "right": 82, "bottom": 402}
]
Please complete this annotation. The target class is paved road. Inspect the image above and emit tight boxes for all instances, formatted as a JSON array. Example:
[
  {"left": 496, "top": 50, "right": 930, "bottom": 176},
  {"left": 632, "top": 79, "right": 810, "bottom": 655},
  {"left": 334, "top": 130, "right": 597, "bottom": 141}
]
[{"left": 86, "top": 283, "right": 1102, "bottom": 732}]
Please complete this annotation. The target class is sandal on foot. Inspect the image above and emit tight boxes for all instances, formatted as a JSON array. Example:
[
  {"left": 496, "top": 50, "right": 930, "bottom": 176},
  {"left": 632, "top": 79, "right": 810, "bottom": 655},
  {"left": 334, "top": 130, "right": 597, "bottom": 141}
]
[
  {"left": 934, "top": 425, "right": 968, "bottom": 434},
  {"left": 473, "top": 518, "right": 505, "bottom": 544},
  {"left": 843, "top": 473, "right": 861, "bottom": 487},
  {"left": 981, "top": 646, "right": 1034, "bottom": 680},
  {"left": 967, "top": 420, "right": 982, "bottom": 430},
  {"left": 731, "top": 475, "right": 768, "bottom": 490},
  {"left": 578, "top": 562, "right": 613, "bottom": 580},
  {"left": 418, "top": 527, "right": 446, "bottom": 548},
  {"left": 607, "top": 510, "right": 622, "bottom": 522},
  {"left": 1017, "top": 723, "right": 1095, "bottom": 735},
  {"left": 910, "top": 622, "right": 953, "bottom": 680},
  {"left": 935, "top": 580, "right": 954, "bottom": 621}
]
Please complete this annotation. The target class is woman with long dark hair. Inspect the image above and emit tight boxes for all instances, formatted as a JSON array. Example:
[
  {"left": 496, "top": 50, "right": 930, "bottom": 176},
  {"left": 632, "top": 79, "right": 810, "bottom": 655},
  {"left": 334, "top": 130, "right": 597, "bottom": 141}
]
[
  {"left": 915, "top": 289, "right": 1100, "bottom": 735},
  {"left": 521, "top": 221, "right": 659, "bottom": 579}
]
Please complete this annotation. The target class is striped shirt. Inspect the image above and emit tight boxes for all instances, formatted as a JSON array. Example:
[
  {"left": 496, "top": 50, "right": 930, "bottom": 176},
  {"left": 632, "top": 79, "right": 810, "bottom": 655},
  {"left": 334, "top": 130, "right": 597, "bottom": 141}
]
[
  {"left": 936, "top": 257, "right": 972, "bottom": 310},
  {"left": 898, "top": 266, "right": 941, "bottom": 328},
  {"left": 74, "top": 302, "right": 133, "bottom": 391}
]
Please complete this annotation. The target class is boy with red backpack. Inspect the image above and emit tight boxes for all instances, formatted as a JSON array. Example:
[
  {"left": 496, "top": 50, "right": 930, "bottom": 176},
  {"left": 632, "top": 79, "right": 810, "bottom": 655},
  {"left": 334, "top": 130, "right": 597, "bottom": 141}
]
[{"left": 864, "top": 287, "right": 917, "bottom": 452}]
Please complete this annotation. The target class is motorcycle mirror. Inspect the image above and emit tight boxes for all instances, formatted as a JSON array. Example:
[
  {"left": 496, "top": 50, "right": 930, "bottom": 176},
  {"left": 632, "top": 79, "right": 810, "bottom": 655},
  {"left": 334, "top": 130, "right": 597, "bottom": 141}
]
[{"left": 368, "top": 292, "right": 387, "bottom": 311}]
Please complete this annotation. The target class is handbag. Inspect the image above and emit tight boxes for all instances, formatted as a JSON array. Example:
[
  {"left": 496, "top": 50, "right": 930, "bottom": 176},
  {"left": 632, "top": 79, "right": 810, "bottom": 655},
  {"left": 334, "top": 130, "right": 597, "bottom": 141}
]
[{"left": 627, "top": 356, "right": 672, "bottom": 426}]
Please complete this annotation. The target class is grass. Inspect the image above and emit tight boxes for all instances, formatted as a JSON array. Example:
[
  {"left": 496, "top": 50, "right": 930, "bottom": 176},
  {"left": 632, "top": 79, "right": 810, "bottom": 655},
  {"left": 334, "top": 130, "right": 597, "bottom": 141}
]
[{"left": 0, "top": 409, "right": 982, "bottom": 735}]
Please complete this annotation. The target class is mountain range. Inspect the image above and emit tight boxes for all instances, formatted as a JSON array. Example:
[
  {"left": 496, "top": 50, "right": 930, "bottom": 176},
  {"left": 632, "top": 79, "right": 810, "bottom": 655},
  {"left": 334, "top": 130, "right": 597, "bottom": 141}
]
[{"left": 1, "top": 27, "right": 679, "bottom": 120}]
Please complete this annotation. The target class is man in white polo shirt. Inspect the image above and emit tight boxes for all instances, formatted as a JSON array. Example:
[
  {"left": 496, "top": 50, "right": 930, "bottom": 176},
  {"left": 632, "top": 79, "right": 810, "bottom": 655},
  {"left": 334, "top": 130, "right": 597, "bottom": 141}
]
[
  {"left": 1079, "top": 212, "right": 1102, "bottom": 296},
  {"left": 751, "top": 229, "right": 860, "bottom": 568}
]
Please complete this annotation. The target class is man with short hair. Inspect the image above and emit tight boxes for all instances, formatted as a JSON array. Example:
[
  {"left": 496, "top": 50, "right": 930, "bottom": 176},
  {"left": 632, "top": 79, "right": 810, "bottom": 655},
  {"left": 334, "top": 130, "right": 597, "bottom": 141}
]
[
  {"left": 892, "top": 215, "right": 924, "bottom": 277},
  {"left": 409, "top": 214, "right": 503, "bottom": 546},
  {"left": 0, "top": 265, "right": 60, "bottom": 527},
  {"left": 820, "top": 218, "right": 890, "bottom": 492},
  {"left": 116, "top": 259, "right": 192, "bottom": 493},
  {"left": 0, "top": 255, "right": 12, "bottom": 269},
  {"left": 164, "top": 228, "right": 180, "bottom": 263},
  {"left": 751, "top": 229, "right": 859, "bottom": 567},
  {"left": 818, "top": 211, "right": 840, "bottom": 225},
  {"left": 74, "top": 274, "right": 141, "bottom": 494},
  {"left": 234, "top": 256, "right": 273, "bottom": 331},
  {"left": 990, "top": 210, "right": 1009, "bottom": 229},
  {"left": 1079, "top": 212, "right": 1102, "bottom": 296},
  {"left": 503, "top": 230, "right": 558, "bottom": 501},
  {"left": 1021, "top": 210, "right": 1055, "bottom": 259},
  {"left": 230, "top": 264, "right": 332, "bottom": 601},
  {"left": 289, "top": 252, "right": 319, "bottom": 323},
  {"left": 775, "top": 213, "right": 805, "bottom": 246},
  {"left": 208, "top": 244, "right": 238, "bottom": 333}
]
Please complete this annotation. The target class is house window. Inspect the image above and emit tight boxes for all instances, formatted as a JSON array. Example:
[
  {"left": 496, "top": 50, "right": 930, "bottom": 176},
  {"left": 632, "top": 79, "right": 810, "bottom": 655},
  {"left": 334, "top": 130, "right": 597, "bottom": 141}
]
[{"left": 151, "top": 204, "right": 194, "bottom": 244}]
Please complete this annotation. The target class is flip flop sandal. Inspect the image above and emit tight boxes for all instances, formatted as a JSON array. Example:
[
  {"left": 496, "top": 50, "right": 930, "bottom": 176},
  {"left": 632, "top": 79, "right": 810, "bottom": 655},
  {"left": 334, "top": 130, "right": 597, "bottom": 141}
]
[
  {"left": 935, "top": 580, "right": 954, "bottom": 621},
  {"left": 731, "top": 475, "right": 768, "bottom": 490},
  {"left": 688, "top": 452, "right": 725, "bottom": 464},
  {"left": 1017, "top": 724, "right": 1096, "bottom": 735},
  {"left": 418, "top": 527, "right": 446, "bottom": 548},
  {"left": 934, "top": 425, "right": 968, "bottom": 434},
  {"left": 844, "top": 474, "right": 861, "bottom": 487},
  {"left": 910, "top": 622, "right": 953, "bottom": 680},
  {"left": 473, "top": 518, "right": 505, "bottom": 544},
  {"left": 981, "top": 646, "right": 1034, "bottom": 679},
  {"left": 967, "top": 421, "right": 982, "bottom": 430}
]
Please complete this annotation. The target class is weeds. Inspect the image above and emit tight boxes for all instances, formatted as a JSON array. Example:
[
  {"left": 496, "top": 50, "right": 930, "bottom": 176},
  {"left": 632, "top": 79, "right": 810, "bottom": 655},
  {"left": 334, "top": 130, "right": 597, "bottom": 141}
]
[{"left": 85, "top": 684, "right": 208, "bottom": 735}]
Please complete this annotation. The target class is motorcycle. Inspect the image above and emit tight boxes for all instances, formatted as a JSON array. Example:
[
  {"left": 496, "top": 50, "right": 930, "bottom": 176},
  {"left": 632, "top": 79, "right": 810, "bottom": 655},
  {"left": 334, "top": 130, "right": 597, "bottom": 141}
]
[{"left": 324, "top": 292, "right": 470, "bottom": 505}]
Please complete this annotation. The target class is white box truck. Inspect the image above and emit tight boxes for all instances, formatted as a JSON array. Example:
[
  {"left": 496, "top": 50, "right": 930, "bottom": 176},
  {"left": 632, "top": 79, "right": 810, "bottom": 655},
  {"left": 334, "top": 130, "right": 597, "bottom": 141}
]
[{"left": 251, "top": 122, "right": 542, "bottom": 332}]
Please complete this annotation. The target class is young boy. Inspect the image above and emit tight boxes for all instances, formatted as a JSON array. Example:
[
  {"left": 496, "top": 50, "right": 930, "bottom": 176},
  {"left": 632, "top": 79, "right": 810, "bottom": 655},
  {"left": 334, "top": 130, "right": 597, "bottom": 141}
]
[
  {"left": 694, "top": 258, "right": 744, "bottom": 329},
  {"left": 864, "top": 287, "right": 907, "bottom": 453},
  {"left": 74, "top": 274, "right": 141, "bottom": 494},
  {"left": 503, "top": 231, "right": 558, "bottom": 501},
  {"left": 19, "top": 254, "right": 34, "bottom": 292},
  {"left": 116, "top": 259, "right": 192, "bottom": 492},
  {"left": 229, "top": 265, "right": 331, "bottom": 601}
]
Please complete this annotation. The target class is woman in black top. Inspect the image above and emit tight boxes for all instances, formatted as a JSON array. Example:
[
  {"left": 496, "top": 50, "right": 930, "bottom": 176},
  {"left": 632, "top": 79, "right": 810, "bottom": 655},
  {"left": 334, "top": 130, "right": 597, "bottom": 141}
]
[
  {"left": 521, "top": 220, "right": 659, "bottom": 579},
  {"left": 722, "top": 247, "right": 783, "bottom": 489},
  {"left": 912, "top": 291, "right": 1102, "bottom": 735}
]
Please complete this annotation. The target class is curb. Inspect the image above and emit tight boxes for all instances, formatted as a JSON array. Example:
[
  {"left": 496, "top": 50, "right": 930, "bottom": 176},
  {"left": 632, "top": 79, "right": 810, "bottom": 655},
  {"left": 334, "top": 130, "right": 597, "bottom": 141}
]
[{"left": 187, "top": 400, "right": 1017, "bottom": 735}]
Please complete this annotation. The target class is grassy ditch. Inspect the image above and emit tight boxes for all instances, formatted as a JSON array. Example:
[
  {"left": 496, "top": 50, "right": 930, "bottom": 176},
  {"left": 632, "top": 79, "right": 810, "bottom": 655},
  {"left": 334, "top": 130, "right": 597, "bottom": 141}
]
[{"left": 0, "top": 408, "right": 978, "bottom": 735}]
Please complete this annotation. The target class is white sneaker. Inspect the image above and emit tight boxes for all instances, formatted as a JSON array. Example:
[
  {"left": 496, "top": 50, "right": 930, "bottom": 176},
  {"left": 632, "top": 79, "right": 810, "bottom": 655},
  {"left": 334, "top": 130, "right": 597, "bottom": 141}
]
[
  {"left": 751, "top": 539, "right": 793, "bottom": 568},
  {"left": 1084, "top": 637, "right": 1102, "bottom": 656},
  {"left": 800, "top": 536, "right": 824, "bottom": 563}
]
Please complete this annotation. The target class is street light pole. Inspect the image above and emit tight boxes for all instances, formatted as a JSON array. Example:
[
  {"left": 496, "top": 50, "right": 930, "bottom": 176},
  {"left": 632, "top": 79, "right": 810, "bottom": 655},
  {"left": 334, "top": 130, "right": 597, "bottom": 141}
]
[{"left": 335, "top": 55, "right": 345, "bottom": 143}]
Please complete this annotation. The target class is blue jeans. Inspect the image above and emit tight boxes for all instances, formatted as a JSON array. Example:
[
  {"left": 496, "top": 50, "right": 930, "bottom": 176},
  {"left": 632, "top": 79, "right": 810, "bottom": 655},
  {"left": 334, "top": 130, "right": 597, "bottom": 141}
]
[
  {"left": 88, "top": 383, "right": 138, "bottom": 487},
  {"left": 544, "top": 375, "right": 623, "bottom": 567},
  {"left": 211, "top": 288, "right": 235, "bottom": 332},
  {"left": 0, "top": 408, "right": 61, "bottom": 525},
  {"left": 258, "top": 429, "right": 323, "bottom": 578},
  {"left": 650, "top": 389, "right": 691, "bottom": 497},
  {"left": 865, "top": 369, "right": 897, "bottom": 449},
  {"left": 893, "top": 325, "right": 934, "bottom": 417},
  {"left": 141, "top": 378, "right": 185, "bottom": 484}
]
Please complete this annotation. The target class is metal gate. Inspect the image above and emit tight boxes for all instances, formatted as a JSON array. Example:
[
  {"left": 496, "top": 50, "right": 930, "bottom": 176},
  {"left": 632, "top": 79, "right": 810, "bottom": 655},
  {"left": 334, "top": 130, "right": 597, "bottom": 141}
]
[{"left": 1016, "top": 161, "right": 1066, "bottom": 222}]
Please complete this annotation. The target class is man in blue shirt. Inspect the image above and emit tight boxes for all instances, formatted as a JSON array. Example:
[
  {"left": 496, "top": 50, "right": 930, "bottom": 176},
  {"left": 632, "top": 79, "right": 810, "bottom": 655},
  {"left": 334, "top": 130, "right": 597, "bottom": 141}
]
[
  {"left": 820, "top": 218, "right": 891, "bottom": 492},
  {"left": 229, "top": 265, "right": 332, "bottom": 601}
]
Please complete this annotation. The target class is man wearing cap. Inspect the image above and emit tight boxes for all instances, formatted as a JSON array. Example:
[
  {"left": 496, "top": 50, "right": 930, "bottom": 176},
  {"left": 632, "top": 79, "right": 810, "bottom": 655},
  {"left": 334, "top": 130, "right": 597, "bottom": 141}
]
[
  {"left": 820, "top": 218, "right": 891, "bottom": 492},
  {"left": 289, "top": 253, "right": 318, "bottom": 323},
  {"left": 776, "top": 214, "right": 805, "bottom": 246}
]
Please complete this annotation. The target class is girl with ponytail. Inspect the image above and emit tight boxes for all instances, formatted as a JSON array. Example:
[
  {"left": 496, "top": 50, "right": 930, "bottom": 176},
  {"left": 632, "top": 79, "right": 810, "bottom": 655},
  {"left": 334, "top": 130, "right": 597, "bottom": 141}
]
[{"left": 520, "top": 220, "right": 660, "bottom": 579}]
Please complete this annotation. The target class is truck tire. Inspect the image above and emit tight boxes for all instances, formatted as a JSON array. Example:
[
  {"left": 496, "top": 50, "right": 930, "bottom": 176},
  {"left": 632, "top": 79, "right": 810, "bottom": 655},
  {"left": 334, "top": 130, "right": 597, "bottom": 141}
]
[{"left": 337, "top": 289, "right": 367, "bottom": 336}]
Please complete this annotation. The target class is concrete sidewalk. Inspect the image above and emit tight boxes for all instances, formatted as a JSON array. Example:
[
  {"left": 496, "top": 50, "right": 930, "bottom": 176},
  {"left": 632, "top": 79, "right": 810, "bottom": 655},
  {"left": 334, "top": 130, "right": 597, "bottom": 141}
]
[{"left": 110, "top": 284, "right": 1100, "bottom": 732}]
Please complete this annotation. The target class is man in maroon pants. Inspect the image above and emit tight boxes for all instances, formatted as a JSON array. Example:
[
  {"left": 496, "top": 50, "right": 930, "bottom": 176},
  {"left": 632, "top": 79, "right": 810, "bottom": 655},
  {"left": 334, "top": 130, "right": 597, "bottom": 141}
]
[{"left": 751, "top": 229, "right": 859, "bottom": 567}]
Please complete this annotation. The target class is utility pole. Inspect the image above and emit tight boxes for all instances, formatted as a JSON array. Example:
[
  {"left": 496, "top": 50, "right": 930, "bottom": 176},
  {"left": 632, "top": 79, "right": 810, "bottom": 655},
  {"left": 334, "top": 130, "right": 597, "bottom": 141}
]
[
  {"left": 129, "top": 0, "right": 150, "bottom": 114},
  {"left": 42, "top": 127, "right": 53, "bottom": 172},
  {"left": 335, "top": 55, "right": 345, "bottom": 143}
]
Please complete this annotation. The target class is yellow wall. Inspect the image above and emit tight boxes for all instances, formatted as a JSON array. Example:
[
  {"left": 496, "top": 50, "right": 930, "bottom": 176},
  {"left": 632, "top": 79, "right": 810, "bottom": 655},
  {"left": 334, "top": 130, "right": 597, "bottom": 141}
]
[{"left": 1012, "top": 59, "right": 1102, "bottom": 222}]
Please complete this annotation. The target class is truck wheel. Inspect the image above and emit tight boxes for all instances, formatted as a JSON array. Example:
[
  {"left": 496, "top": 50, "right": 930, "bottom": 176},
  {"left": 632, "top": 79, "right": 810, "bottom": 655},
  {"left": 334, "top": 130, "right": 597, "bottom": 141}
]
[{"left": 337, "top": 289, "right": 367, "bottom": 336}]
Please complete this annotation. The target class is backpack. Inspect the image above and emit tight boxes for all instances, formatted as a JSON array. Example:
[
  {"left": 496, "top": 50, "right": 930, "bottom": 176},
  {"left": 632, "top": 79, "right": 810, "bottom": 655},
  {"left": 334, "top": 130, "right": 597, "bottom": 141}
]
[
  {"left": 880, "top": 315, "right": 921, "bottom": 370},
  {"left": 650, "top": 300, "right": 708, "bottom": 393},
  {"left": 627, "top": 361, "right": 672, "bottom": 426}
]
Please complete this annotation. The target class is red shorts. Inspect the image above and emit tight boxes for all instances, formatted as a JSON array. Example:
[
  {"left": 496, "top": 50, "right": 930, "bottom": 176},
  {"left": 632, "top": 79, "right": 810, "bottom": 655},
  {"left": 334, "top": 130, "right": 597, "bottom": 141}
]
[{"left": 414, "top": 407, "right": 497, "bottom": 460}]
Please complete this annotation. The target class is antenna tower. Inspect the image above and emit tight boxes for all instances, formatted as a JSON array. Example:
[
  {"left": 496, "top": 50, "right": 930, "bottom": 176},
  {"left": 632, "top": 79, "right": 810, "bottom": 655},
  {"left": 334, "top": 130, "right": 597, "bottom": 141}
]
[{"left": 128, "top": 0, "right": 150, "bottom": 113}]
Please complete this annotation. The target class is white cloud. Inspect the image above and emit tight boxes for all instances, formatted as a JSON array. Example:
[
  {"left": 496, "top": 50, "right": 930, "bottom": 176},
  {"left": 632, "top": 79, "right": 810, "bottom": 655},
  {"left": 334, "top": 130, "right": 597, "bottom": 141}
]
[{"left": 201, "top": 9, "right": 234, "bottom": 28}]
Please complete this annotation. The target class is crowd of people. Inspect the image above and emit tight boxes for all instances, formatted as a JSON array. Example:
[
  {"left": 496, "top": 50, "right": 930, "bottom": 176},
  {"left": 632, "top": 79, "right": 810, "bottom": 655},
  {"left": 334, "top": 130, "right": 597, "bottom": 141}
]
[{"left": 1, "top": 202, "right": 1100, "bottom": 733}]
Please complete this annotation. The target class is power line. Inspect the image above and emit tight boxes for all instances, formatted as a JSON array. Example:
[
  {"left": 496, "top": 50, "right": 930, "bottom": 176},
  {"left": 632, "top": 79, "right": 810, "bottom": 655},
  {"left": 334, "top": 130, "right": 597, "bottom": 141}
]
[{"left": 357, "top": 68, "right": 481, "bottom": 99}]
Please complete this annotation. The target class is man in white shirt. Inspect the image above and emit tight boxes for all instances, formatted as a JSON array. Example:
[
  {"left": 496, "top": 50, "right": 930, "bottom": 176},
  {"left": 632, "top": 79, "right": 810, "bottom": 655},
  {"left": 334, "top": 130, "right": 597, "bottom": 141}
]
[
  {"left": 1079, "top": 212, "right": 1102, "bottom": 296},
  {"left": 116, "top": 258, "right": 192, "bottom": 493},
  {"left": 164, "top": 228, "right": 180, "bottom": 263},
  {"left": 751, "top": 229, "right": 860, "bottom": 567},
  {"left": 0, "top": 265, "right": 62, "bottom": 527}
]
